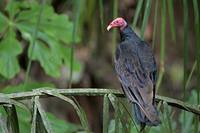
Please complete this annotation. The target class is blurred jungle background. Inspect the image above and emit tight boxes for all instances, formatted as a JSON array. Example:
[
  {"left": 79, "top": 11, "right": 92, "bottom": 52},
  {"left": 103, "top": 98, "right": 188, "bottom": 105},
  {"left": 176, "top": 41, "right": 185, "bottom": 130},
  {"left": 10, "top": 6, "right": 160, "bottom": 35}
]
[{"left": 0, "top": 0, "right": 200, "bottom": 133}]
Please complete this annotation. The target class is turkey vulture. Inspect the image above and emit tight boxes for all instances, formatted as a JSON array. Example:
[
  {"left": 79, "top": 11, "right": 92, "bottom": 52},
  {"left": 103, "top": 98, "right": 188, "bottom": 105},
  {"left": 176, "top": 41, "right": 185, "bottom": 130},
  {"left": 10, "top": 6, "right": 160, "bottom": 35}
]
[{"left": 107, "top": 17, "right": 160, "bottom": 127}]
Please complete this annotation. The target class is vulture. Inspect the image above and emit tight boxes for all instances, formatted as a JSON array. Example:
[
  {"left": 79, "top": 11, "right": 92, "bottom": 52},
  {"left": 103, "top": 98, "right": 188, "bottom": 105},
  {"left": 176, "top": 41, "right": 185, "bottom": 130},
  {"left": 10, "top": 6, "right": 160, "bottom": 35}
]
[{"left": 107, "top": 17, "right": 160, "bottom": 128}]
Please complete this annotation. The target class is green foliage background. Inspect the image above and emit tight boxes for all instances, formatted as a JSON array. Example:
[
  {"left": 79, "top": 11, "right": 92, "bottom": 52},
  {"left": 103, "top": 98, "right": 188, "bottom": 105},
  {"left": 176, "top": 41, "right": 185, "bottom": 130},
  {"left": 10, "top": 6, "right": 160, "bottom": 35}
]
[
  {"left": 0, "top": 0, "right": 199, "bottom": 133},
  {"left": 0, "top": 0, "right": 81, "bottom": 79}
]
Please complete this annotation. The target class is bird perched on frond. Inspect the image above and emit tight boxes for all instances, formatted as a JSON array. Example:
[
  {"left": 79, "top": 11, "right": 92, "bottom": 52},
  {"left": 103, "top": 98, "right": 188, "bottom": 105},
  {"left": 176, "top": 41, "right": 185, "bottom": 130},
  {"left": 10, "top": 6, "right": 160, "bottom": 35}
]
[{"left": 107, "top": 17, "right": 161, "bottom": 130}]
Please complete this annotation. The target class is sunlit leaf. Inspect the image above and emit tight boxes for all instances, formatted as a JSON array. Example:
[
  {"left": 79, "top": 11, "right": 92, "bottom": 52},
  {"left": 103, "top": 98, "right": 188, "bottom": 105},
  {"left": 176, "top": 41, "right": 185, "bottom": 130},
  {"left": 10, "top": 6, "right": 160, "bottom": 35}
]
[
  {"left": 28, "top": 40, "right": 62, "bottom": 77},
  {"left": 0, "top": 0, "right": 82, "bottom": 79},
  {"left": 5, "top": 0, "right": 21, "bottom": 19},
  {"left": 0, "top": 13, "right": 8, "bottom": 32},
  {"left": 0, "top": 55, "right": 20, "bottom": 79},
  {"left": 0, "top": 30, "right": 22, "bottom": 79}
]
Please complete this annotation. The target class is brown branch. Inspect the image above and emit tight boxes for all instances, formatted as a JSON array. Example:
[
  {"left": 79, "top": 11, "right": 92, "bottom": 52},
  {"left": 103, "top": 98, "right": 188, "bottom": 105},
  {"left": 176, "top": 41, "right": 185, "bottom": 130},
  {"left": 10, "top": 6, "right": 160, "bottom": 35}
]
[{"left": 0, "top": 88, "right": 199, "bottom": 115}]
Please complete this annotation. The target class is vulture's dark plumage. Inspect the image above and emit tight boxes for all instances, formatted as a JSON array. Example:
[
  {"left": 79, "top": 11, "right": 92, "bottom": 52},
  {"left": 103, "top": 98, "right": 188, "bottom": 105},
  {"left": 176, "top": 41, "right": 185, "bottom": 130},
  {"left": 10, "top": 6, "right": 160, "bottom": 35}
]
[{"left": 107, "top": 18, "right": 160, "bottom": 127}]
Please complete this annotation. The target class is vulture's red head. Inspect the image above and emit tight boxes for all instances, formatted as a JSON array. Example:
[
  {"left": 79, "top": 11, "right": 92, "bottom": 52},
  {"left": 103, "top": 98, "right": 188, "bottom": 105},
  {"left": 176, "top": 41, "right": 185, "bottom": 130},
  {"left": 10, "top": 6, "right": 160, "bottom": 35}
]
[{"left": 107, "top": 17, "right": 127, "bottom": 31}]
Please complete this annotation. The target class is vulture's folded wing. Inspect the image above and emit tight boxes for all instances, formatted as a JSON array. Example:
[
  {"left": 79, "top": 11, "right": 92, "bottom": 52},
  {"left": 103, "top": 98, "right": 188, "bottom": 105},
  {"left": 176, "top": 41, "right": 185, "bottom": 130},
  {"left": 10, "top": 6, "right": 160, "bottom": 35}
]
[{"left": 115, "top": 42, "right": 158, "bottom": 122}]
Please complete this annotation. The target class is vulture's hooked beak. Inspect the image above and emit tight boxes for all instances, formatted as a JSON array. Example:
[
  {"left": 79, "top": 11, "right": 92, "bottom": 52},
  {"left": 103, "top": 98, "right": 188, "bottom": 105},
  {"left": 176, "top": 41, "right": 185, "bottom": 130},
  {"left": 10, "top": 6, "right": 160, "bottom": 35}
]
[{"left": 107, "top": 25, "right": 112, "bottom": 31}]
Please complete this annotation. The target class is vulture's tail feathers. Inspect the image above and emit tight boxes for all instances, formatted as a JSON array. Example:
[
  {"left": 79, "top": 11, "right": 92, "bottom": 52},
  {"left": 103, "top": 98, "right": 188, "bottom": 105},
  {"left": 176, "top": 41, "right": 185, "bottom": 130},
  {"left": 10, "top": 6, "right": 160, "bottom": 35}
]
[{"left": 133, "top": 104, "right": 161, "bottom": 127}]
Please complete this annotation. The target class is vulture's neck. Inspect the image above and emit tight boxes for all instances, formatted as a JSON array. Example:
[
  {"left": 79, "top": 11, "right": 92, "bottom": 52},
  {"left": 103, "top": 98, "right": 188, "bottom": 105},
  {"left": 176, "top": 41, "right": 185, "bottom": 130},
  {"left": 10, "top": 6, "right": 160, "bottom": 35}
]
[{"left": 120, "top": 25, "right": 140, "bottom": 43}]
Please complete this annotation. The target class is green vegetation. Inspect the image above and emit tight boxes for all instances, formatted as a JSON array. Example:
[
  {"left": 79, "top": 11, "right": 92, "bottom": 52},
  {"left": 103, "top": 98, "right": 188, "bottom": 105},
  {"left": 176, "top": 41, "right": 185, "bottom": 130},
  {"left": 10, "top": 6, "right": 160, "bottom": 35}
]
[
  {"left": 0, "top": 0, "right": 81, "bottom": 79},
  {"left": 0, "top": 0, "right": 199, "bottom": 132}
]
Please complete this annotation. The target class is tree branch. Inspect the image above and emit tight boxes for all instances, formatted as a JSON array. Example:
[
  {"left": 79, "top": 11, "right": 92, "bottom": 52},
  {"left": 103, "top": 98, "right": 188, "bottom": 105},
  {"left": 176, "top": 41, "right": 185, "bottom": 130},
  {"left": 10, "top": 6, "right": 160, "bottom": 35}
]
[{"left": 0, "top": 88, "right": 199, "bottom": 115}]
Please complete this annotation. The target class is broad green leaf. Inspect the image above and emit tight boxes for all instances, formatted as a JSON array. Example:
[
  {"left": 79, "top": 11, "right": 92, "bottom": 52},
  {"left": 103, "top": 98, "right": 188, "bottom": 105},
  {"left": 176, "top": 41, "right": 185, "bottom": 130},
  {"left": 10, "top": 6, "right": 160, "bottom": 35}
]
[
  {"left": 40, "top": 15, "right": 76, "bottom": 43},
  {"left": 0, "top": 13, "right": 8, "bottom": 32},
  {"left": 16, "top": 2, "right": 79, "bottom": 43},
  {"left": 15, "top": 2, "right": 54, "bottom": 22},
  {"left": 5, "top": 0, "right": 21, "bottom": 19},
  {"left": 0, "top": 31, "right": 22, "bottom": 56},
  {"left": 28, "top": 40, "right": 62, "bottom": 77},
  {"left": 0, "top": 55, "right": 20, "bottom": 79},
  {"left": 15, "top": 1, "right": 82, "bottom": 78},
  {"left": 16, "top": 23, "right": 81, "bottom": 77},
  {"left": 0, "top": 30, "right": 22, "bottom": 79},
  {"left": 0, "top": 0, "right": 82, "bottom": 79}
]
